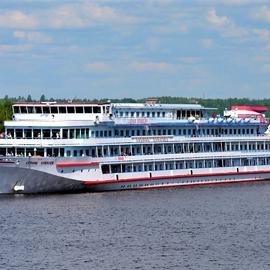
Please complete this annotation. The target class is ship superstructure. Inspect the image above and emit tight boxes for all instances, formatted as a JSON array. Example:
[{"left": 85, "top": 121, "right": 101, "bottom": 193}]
[{"left": 0, "top": 100, "right": 269, "bottom": 194}]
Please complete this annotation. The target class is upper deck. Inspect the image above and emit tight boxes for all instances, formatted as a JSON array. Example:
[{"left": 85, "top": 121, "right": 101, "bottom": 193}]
[
  {"left": 12, "top": 101, "right": 112, "bottom": 122},
  {"left": 4, "top": 101, "right": 267, "bottom": 133}
]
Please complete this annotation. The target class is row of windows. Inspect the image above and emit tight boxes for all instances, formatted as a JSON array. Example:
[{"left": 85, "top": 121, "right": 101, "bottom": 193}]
[
  {"left": 114, "top": 110, "right": 203, "bottom": 119},
  {"left": 116, "top": 111, "right": 167, "bottom": 118},
  {"left": 101, "top": 157, "right": 270, "bottom": 174},
  {"left": 93, "top": 127, "right": 257, "bottom": 138},
  {"left": 5, "top": 127, "right": 259, "bottom": 139},
  {"left": 2, "top": 140, "right": 270, "bottom": 157},
  {"left": 65, "top": 142, "right": 270, "bottom": 158},
  {"left": 13, "top": 106, "right": 109, "bottom": 114}
]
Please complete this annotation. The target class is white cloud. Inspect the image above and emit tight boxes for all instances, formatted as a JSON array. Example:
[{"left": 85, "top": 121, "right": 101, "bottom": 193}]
[
  {"left": 13, "top": 31, "right": 52, "bottom": 44},
  {"left": 0, "top": 10, "right": 37, "bottom": 29},
  {"left": 201, "top": 38, "right": 214, "bottom": 49},
  {"left": 0, "top": 2, "right": 138, "bottom": 30},
  {"left": 179, "top": 25, "right": 188, "bottom": 33},
  {"left": 84, "top": 62, "right": 112, "bottom": 72},
  {"left": 261, "top": 64, "right": 270, "bottom": 73},
  {"left": 207, "top": 8, "right": 230, "bottom": 27},
  {"left": 254, "top": 6, "right": 270, "bottom": 23},
  {"left": 206, "top": 8, "right": 249, "bottom": 38},
  {"left": 252, "top": 28, "right": 270, "bottom": 40},
  {"left": 0, "top": 44, "right": 33, "bottom": 53},
  {"left": 47, "top": 3, "right": 122, "bottom": 28},
  {"left": 130, "top": 61, "right": 174, "bottom": 72},
  {"left": 195, "top": 0, "right": 267, "bottom": 5}
]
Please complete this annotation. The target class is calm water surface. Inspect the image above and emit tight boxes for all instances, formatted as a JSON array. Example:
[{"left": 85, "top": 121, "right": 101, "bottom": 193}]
[{"left": 1, "top": 183, "right": 270, "bottom": 270}]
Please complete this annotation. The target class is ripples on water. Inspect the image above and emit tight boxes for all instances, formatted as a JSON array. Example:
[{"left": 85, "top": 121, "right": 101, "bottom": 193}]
[{"left": 1, "top": 183, "right": 270, "bottom": 270}]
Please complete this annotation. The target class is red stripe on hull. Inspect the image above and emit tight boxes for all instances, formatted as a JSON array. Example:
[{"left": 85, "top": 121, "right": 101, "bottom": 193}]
[
  {"left": 84, "top": 169, "right": 270, "bottom": 185},
  {"left": 56, "top": 162, "right": 99, "bottom": 168}
]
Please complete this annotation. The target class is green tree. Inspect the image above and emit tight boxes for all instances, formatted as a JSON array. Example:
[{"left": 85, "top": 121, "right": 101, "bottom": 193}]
[
  {"left": 27, "top": 94, "right": 32, "bottom": 102},
  {"left": 40, "top": 94, "right": 46, "bottom": 102}
]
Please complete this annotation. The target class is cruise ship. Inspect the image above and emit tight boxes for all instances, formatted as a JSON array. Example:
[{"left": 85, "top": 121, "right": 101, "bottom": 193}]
[{"left": 0, "top": 99, "right": 270, "bottom": 194}]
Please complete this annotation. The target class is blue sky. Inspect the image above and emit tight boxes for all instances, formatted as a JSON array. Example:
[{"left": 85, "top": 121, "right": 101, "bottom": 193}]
[{"left": 0, "top": 0, "right": 270, "bottom": 100}]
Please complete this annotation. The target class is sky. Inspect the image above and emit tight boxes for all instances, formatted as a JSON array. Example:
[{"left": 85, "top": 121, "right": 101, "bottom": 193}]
[{"left": 0, "top": 0, "right": 270, "bottom": 100}]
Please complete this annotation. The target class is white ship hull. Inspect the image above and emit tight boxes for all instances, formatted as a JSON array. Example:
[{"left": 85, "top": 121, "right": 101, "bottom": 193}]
[{"left": 1, "top": 158, "right": 270, "bottom": 194}]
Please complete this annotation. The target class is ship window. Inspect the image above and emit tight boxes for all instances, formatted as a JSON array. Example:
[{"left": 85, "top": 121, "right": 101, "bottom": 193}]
[
  {"left": 60, "top": 148, "right": 64, "bottom": 157},
  {"left": 63, "top": 129, "right": 68, "bottom": 139},
  {"left": 43, "top": 107, "right": 50, "bottom": 114},
  {"left": 51, "top": 107, "right": 58, "bottom": 114},
  {"left": 147, "top": 112, "right": 150, "bottom": 117},
  {"left": 59, "top": 107, "right": 67, "bottom": 113},
  {"left": 157, "top": 112, "right": 160, "bottom": 117},
  {"left": 15, "top": 129, "right": 23, "bottom": 138},
  {"left": 152, "top": 112, "right": 155, "bottom": 117},
  {"left": 162, "top": 112, "right": 165, "bottom": 117},
  {"left": 102, "top": 165, "right": 110, "bottom": 174},
  {"left": 67, "top": 107, "right": 75, "bottom": 113},
  {"left": 93, "top": 106, "right": 101, "bottom": 113},
  {"left": 13, "top": 106, "right": 20, "bottom": 113},
  {"left": 35, "top": 107, "right": 42, "bottom": 113},
  {"left": 131, "top": 112, "right": 134, "bottom": 117},
  {"left": 111, "top": 164, "right": 121, "bottom": 173},
  {"left": 142, "top": 112, "right": 145, "bottom": 117},
  {"left": 84, "top": 106, "right": 92, "bottom": 113},
  {"left": 76, "top": 107, "right": 84, "bottom": 113},
  {"left": 70, "top": 129, "right": 75, "bottom": 138},
  {"left": 73, "top": 150, "right": 77, "bottom": 157},
  {"left": 27, "top": 107, "right": 34, "bottom": 113},
  {"left": 21, "top": 106, "right": 27, "bottom": 113}
]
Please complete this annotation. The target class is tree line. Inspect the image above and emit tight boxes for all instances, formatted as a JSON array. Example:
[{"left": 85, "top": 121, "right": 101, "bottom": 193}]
[{"left": 1, "top": 94, "right": 270, "bottom": 131}]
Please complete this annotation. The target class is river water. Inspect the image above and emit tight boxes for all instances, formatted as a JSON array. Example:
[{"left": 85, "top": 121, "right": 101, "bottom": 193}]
[{"left": 1, "top": 183, "right": 270, "bottom": 270}]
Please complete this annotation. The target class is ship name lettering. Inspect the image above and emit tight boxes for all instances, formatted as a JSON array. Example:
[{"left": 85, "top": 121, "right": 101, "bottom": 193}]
[{"left": 41, "top": 161, "right": 54, "bottom": 165}]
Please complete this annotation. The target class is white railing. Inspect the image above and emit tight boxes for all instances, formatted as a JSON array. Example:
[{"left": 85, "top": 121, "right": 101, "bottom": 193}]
[{"left": 0, "top": 135, "right": 270, "bottom": 147}]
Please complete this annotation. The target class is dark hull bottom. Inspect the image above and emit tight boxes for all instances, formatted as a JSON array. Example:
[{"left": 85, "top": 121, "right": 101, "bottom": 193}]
[{"left": 0, "top": 167, "right": 85, "bottom": 194}]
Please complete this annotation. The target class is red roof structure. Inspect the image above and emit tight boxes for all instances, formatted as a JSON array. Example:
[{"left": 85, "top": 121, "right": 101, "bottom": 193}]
[{"left": 231, "top": 105, "right": 268, "bottom": 113}]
